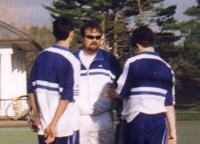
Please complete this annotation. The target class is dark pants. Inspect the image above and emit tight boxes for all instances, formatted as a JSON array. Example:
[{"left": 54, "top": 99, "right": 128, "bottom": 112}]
[
  {"left": 119, "top": 113, "right": 168, "bottom": 144},
  {"left": 38, "top": 131, "right": 79, "bottom": 144}
]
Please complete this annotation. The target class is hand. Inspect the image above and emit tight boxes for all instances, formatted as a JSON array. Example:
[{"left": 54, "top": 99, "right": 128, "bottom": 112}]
[
  {"left": 167, "top": 133, "right": 177, "bottom": 144},
  {"left": 44, "top": 123, "right": 56, "bottom": 144},
  {"left": 29, "top": 116, "right": 40, "bottom": 132},
  {"left": 104, "top": 88, "right": 121, "bottom": 98}
]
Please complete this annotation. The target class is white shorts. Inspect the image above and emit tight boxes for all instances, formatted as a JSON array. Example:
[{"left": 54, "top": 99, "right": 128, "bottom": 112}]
[{"left": 79, "top": 111, "right": 114, "bottom": 144}]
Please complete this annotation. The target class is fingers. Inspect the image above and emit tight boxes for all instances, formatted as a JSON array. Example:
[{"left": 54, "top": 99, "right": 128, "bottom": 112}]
[
  {"left": 104, "top": 89, "right": 116, "bottom": 97},
  {"left": 44, "top": 127, "right": 55, "bottom": 144},
  {"left": 167, "top": 136, "right": 177, "bottom": 144},
  {"left": 44, "top": 129, "right": 48, "bottom": 138},
  {"left": 45, "top": 136, "right": 55, "bottom": 144},
  {"left": 28, "top": 120, "right": 39, "bottom": 132},
  {"left": 28, "top": 120, "right": 34, "bottom": 131},
  {"left": 168, "top": 139, "right": 177, "bottom": 144}
]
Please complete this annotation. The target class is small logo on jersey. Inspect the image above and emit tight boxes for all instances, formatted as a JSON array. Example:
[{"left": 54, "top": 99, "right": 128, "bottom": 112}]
[{"left": 98, "top": 64, "right": 103, "bottom": 67}]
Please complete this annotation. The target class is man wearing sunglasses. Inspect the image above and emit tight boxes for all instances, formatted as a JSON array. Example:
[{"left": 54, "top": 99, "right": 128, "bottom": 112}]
[{"left": 74, "top": 21, "right": 121, "bottom": 144}]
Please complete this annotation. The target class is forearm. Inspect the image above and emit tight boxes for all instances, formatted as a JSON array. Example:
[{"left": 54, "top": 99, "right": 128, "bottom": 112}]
[
  {"left": 166, "top": 106, "right": 177, "bottom": 138},
  {"left": 50, "top": 100, "right": 70, "bottom": 126},
  {"left": 29, "top": 93, "right": 40, "bottom": 117}
]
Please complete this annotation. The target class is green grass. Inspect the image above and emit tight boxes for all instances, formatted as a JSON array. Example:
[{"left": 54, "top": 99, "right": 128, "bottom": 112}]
[
  {"left": 176, "top": 108, "right": 200, "bottom": 121},
  {"left": 0, "top": 125, "right": 38, "bottom": 144},
  {"left": 177, "top": 121, "right": 200, "bottom": 144},
  {"left": 113, "top": 108, "right": 200, "bottom": 121},
  {"left": 0, "top": 121, "right": 199, "bottom": 144}
]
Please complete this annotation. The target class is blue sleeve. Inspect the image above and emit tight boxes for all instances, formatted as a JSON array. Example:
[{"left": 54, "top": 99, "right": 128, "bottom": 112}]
[
  {"left": 55, "top": 59, "right": 74, "bottom": 101},
  {"left": 116, "top": 60, "right": 133, "bottom": 97},
  {"left": 165, "top": 69, "right": 175, "bottom": 106},
  {"left": 27, "top": 58, "right": 38, "bottom": 93}
]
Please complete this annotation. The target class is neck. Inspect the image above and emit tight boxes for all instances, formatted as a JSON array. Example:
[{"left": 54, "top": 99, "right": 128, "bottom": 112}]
[
  {"left": 140, "top": 46, "right": 155, "bottom": 53},
  {"left": 142, "top": 47, "right": 155, "bottom": 52},
  {"left": 56, "top": 40, "right": 70, "bottom": 49},
  {"left": 83, "top": 49, "right": 97, "bottom": 56}
]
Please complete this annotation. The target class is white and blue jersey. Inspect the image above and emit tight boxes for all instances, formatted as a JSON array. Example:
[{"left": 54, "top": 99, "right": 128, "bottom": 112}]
[
  {"left": 74, "top": 48, "right": 121, "bottom": 116},
  {"left": 74, "top": 48, "right": 121, "bottom": 144},
  {"left": 28, "top": 45, "right": 80, "bottom": 137},
  {"left": 117, "top": 52, "right": 175, "bottom": 123}
]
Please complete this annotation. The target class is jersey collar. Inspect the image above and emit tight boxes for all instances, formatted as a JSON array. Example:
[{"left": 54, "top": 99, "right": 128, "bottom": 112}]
[
  {"left": 52, "top": 44, "right": 70, "bottom": 51},
  {"left": 75, "top": 48, "right": 104, "bottom": 61},
  {"left": 140, "top": 51, "right": 159, "bottom": 56}
]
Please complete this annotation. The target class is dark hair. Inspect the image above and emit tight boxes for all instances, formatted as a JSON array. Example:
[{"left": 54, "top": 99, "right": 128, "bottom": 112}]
[
  {"left": 131, "top": 26, "right": 155, "bottom": 48},
  {"left": 53, "top": 16, "right": 74, "bottom": 41},
  {"left": 80, "top": 21, "right": 102, "bottom": 37}
]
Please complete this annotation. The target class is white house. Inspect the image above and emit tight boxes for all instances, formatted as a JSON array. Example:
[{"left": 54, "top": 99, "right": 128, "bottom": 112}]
[{"left": 0, "top": 20, "right": 42, "bottom": 116}]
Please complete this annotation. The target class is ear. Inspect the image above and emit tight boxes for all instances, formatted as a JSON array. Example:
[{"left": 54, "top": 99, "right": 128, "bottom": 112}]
[
  {"left": 134, "top": 44, "right": 143, "bottom": 54},
  {"left": 69, "top": 31, "right": 74, "bottom": 38},
  {"left": 68, "top": 31, "right": 74, "bottom": 42},
  {"left": 136, "top": 44, "right": 143, "bottom": 51},
  {"left": 136, "top": 44, "right": 141, "bottom": 49}
]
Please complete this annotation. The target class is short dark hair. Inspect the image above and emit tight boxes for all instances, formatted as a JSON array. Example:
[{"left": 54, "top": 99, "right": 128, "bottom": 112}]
[
  {"left": 131, "top": 26, "right": 155, "bottom": 48},
  {"left": 53, "top": 16, "right": 74, "bottom": 41},
  {"left": 80, "top": 21, "right": 102, "bottom": 37}
]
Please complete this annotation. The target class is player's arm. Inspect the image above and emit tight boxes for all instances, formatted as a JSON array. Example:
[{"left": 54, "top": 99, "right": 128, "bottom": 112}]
[
  {"left": 45, "top": 58, "right": 77, "bottom": 144},
  {"left": 28, "top": 61, "right": 41, "bottom": 131},
  {"left": 166, "top": 105, "right": 177, "bottom": 144},
  {"left": 105, "top": 88, "right": 122, "bottom": 98},
  {"left": 105, "top": 59, "right": 132, "bottom": 99},
  {"left": 165, "top": 68, "right": 177, "bottom": 144},
  {"left": 29, "top": 93, "right": 41, "bottom": 129},
  {"left": 45, "top": 100, "right": 70, "bottom": 144}
]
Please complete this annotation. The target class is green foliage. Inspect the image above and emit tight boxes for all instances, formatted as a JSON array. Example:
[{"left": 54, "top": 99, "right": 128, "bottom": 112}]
[
  {"left": 43, "top": 0, "right": 200, "bottom": 104},
  {"left": 176, "top": 108, "right": 200, "bottom": 121},
  {"left": 184, "top": 6, "right": 200, "bottom": 18},
  {"left": 28, "top": 26, "right": 55, "bottom": 48},
  {"left": 174, "top": 0, "right": 200, "bottom": 103},
  {"left": 26, "top": 26, "right": 55, "bottom": 76},
  {"left": 44, "top": 0, "right": 181, "bottom": 64},
  {"left": 44, "top": 0, "right": 131, "bottom": 62}
]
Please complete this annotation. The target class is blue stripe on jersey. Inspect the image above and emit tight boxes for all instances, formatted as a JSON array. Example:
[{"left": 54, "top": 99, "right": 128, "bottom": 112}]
[
  {"left": 118, "top": 52, "right": 175, "bottom": 105},
  {"left": 35, "top": 85, "right": 59, "bottom": 91},
  {"left": 74, "top": 48, "right": 121, "bottom": 81},
  {"left": 130, "top": 91, "right": 166, "bottom": 97},
  {"left": 28, "top": 45, "right": 79, "bottom": 101},
  {"left": 81, "top": 72, "right": 110, "bottom": 77}
]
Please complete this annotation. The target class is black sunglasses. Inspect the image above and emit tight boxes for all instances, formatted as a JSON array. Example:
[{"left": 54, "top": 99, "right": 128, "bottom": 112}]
[{"left": 86, "top": 35, "right": 102, "bottom": 40}]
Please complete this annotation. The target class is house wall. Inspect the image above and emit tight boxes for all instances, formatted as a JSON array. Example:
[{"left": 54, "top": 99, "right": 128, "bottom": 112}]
[
  {"left": 0, "top": 47, "right": 13, "bottom": 115},
  {"left": 12, "top": 48, "right": 27, "bottom": 98},
  {"left": 0, "top": 47, "right": 27, "bottom": 116}
]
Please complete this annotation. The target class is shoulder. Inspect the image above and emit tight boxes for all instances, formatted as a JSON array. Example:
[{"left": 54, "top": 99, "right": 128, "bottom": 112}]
[
  {"left": 100, "top": 49, "right": 112, "bottom": 56},
  {"left": 125, "top": 55, "right": 141, "bottom": 65},
  {"left": 99, "top": 49, "right": 118, "bottom": 61}
]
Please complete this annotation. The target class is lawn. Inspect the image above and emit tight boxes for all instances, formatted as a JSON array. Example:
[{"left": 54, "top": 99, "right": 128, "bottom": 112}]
[
  {"left": 177, "top": 121, "right": 200, "bottom": 144},
  {"left": 0, "top": 121, "right": 199, "bottom": 144},
  {"left": 176, "top": 107, "right": 200, "bottom": 121},
  {"left": 0, "top": 125, "right": 37, "bottom": 144}
]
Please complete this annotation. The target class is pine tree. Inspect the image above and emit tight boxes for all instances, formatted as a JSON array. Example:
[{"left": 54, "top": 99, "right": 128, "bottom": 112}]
[
  {"left": 121, "top": 0, "right": 180, "bottom": 60},
  {"left": 44, "top": 0, "right": 131, "bottom": 61},
  {"left": 175, "top": 0, "right": 200, "bottom": 104}
]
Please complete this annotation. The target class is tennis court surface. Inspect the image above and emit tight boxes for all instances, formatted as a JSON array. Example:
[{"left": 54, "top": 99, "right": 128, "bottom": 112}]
[
  {"left": 0, "top": 121, "right": 199, "bottom": 144},
  {"left": 0, "top": 121, "right": 37, "bottom": 144}
]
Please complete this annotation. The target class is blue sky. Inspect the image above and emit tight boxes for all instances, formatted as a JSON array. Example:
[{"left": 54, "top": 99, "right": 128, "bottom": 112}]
[{"left": 7, "top": 0, "right": 197, "bottom": 26}]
